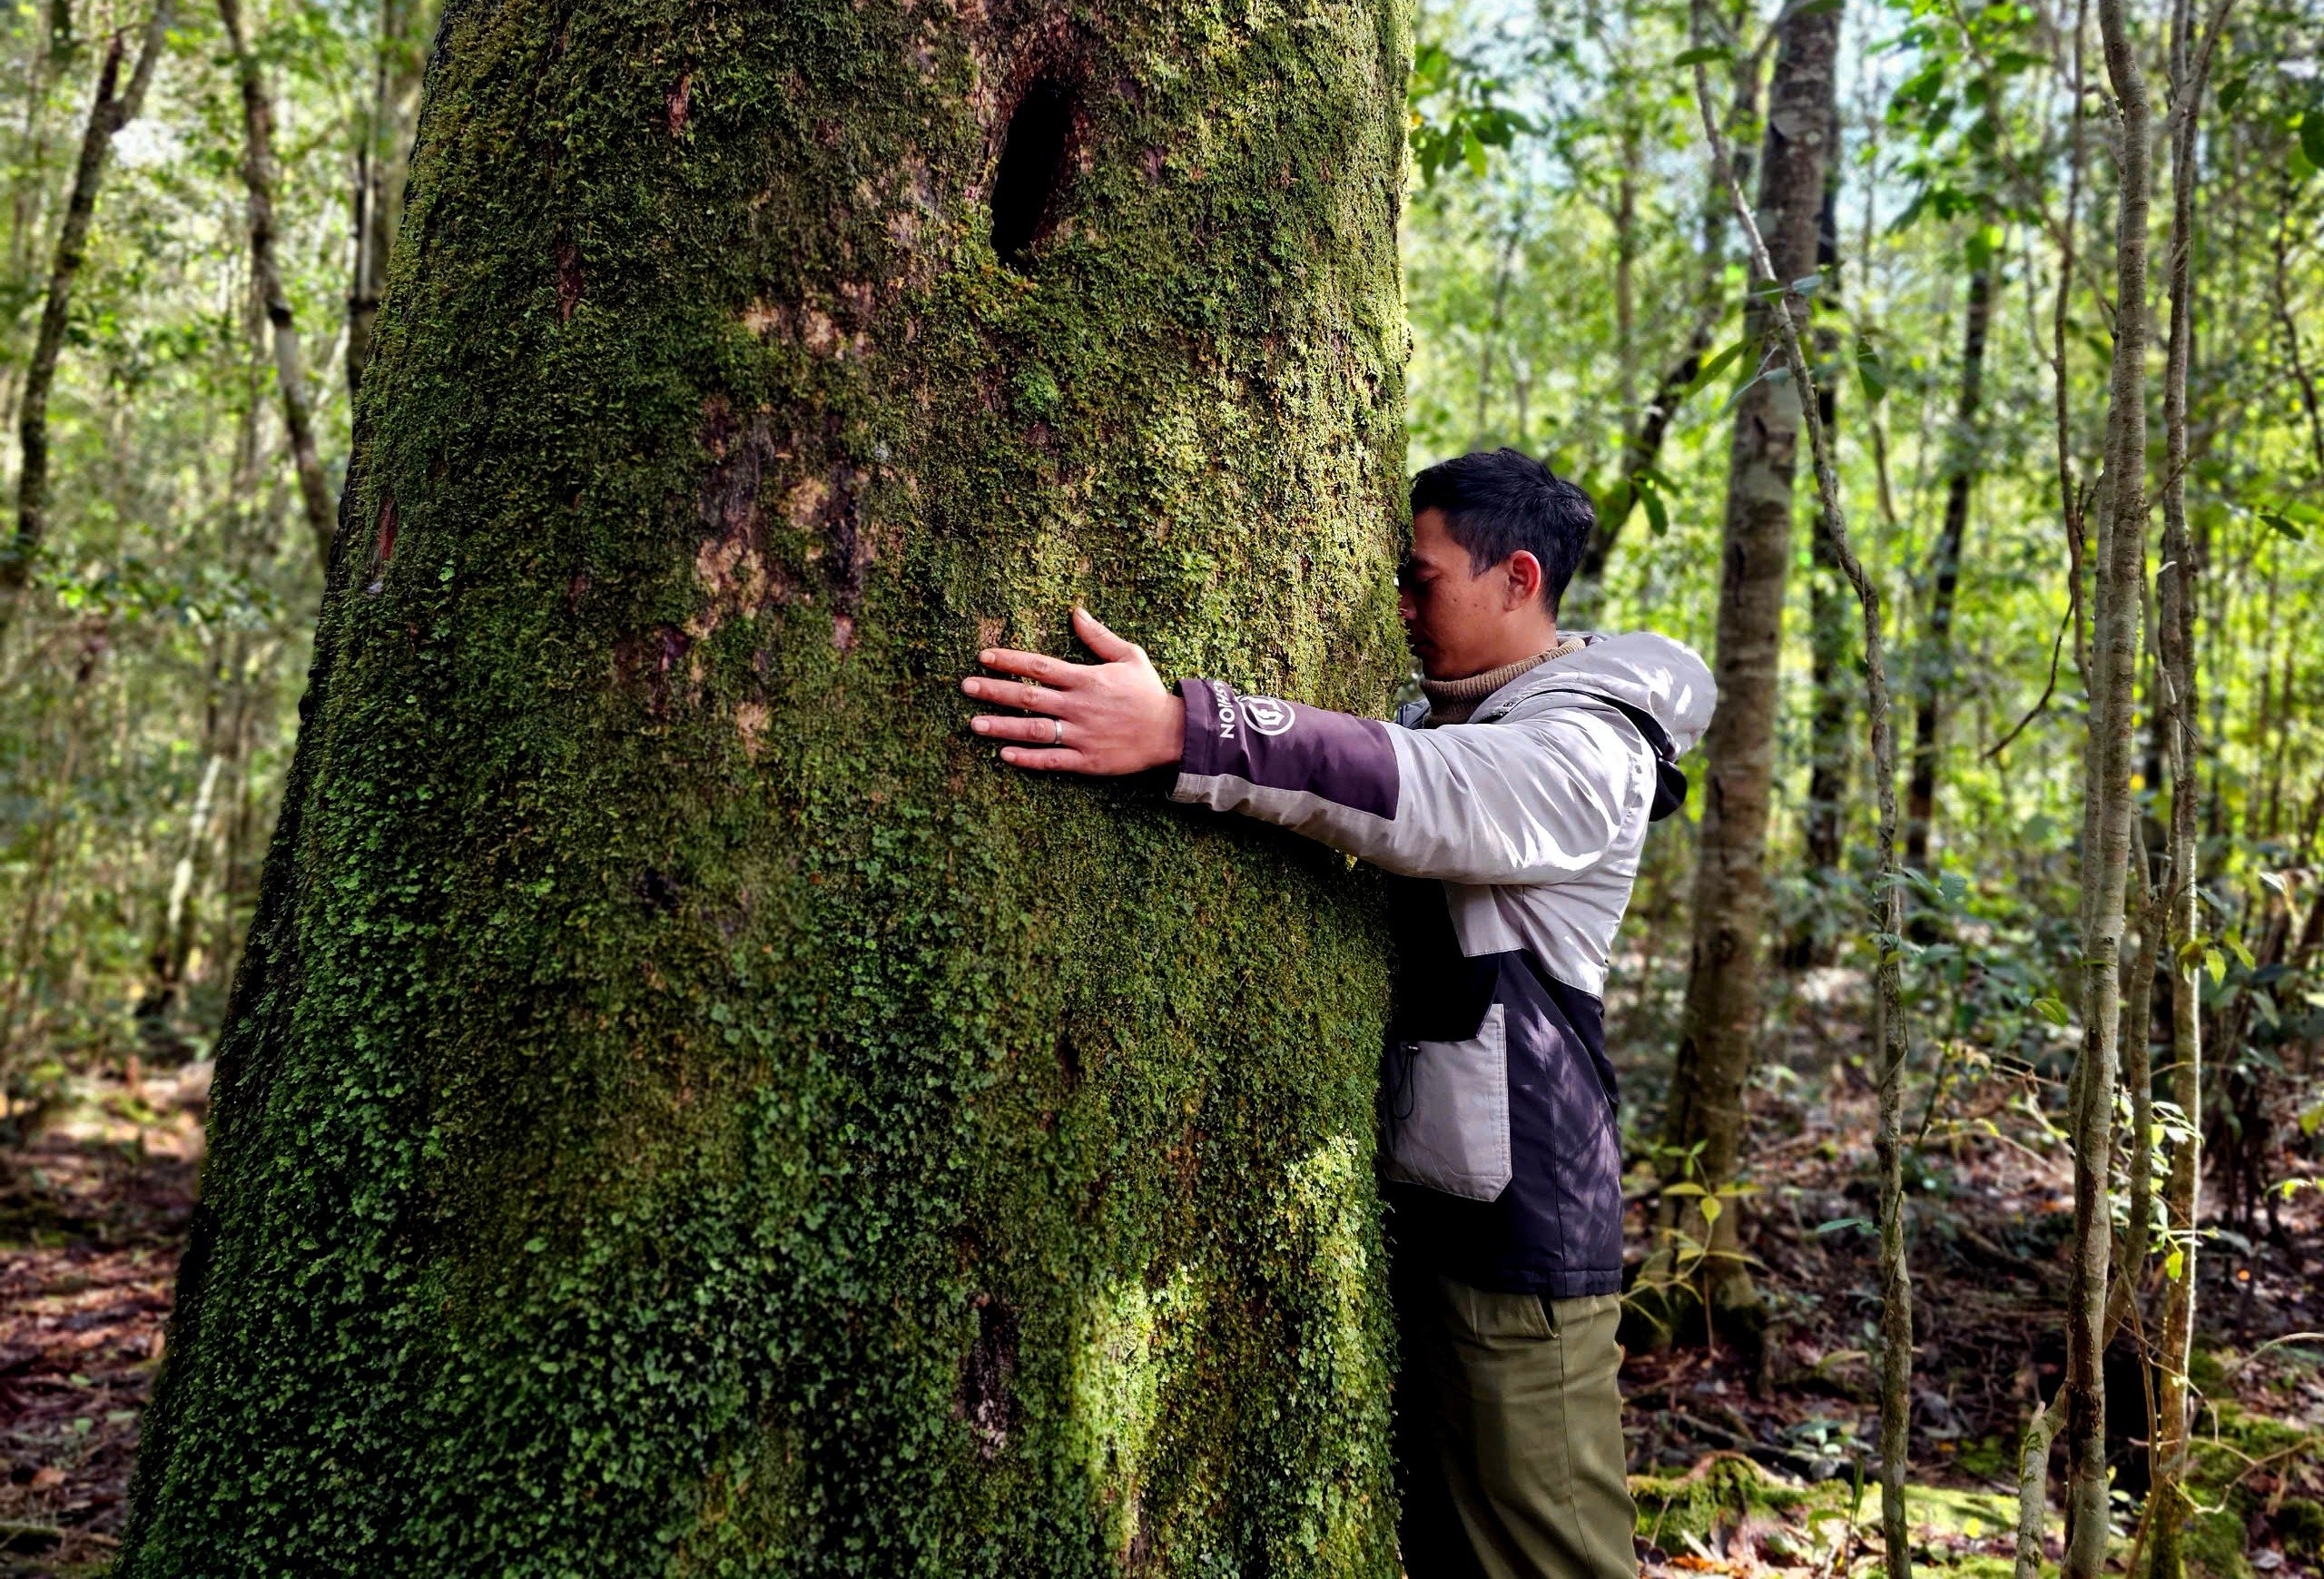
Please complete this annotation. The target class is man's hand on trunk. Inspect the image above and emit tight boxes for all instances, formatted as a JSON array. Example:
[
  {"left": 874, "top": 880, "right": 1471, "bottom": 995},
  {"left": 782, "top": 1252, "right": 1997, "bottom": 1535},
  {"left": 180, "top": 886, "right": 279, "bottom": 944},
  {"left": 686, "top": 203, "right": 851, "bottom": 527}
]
[{"left": 962, "top": 608, "right": 1185, "bottom": 777}]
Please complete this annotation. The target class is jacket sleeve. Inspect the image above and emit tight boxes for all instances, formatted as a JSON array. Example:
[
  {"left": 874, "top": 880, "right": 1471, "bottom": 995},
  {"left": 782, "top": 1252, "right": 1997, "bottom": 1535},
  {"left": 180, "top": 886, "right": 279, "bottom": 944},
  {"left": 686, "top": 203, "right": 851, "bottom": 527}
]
[{"left": 1168, "top": 677, "right": 1647, "bottom": 886}]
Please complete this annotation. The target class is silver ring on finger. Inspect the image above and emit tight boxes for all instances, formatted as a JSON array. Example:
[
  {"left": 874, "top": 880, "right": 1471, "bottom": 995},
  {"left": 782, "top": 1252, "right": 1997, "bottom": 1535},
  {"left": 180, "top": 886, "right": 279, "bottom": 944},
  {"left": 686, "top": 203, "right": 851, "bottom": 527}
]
[{"left": 1050, "top": 718, "right": 1066, "bottom": 746}]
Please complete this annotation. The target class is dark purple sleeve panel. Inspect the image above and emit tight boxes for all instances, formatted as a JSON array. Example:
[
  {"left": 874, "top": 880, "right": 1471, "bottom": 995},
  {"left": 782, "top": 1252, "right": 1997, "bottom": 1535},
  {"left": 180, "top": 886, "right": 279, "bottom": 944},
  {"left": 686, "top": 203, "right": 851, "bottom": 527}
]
[{"left": 1176, "top": 678, "right": 1401, "bottom": 820}]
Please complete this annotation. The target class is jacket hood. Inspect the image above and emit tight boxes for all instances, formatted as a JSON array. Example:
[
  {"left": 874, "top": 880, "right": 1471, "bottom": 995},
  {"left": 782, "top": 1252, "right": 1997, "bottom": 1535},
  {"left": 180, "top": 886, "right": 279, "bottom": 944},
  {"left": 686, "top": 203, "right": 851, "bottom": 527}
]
[{"left": 1484, "top": 630, "right": 1718, "bottom": 755}]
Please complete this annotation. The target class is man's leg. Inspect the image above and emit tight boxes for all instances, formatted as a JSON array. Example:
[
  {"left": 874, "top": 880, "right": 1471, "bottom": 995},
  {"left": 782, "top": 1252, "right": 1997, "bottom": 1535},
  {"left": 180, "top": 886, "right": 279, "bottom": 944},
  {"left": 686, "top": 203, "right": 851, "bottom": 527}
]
[
  {"left": 1394, "top": 1264, "right": 1488, "bottom": 1578},
  {"left": 1397, "top": 1274, "right": 1639, "bottom": 1579}
]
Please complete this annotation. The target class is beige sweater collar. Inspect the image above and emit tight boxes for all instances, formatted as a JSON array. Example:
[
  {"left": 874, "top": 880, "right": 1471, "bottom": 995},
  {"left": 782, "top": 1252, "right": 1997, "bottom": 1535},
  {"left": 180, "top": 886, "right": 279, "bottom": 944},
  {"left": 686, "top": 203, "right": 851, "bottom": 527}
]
[{"left": 1419, "top": 637, "right": 1586, "bottom": 725}]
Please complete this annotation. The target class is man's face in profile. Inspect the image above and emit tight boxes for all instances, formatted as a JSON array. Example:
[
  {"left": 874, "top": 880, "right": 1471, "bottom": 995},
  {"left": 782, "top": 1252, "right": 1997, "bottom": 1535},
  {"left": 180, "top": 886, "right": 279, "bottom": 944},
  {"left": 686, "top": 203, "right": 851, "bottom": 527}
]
[{"left": 1398, "top": 507, "right": 1542, "bottom": 681}]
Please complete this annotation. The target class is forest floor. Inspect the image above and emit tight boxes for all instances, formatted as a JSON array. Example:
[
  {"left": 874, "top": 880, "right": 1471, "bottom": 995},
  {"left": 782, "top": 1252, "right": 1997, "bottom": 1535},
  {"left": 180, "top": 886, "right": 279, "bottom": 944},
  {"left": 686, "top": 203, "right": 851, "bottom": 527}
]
[
  {"left": 0, "top": 1004, "right": 2318, "bottom": 1579},
  {"left": 1607, "top": 966, "right": 2324, "bottom": 1579}
]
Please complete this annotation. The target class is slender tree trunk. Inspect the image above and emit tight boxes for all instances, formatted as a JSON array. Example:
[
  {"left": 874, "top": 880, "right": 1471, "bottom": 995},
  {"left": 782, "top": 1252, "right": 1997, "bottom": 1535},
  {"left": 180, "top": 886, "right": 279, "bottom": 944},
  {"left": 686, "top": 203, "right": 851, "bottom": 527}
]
[
  {"left": 2014, "top": 1400, "right": 2058, "bottom": 1579},
  {"left": 1471, "top": 222, "right": 1518, "bottom": 449},
  {"left": 0, "top": 0, "right": 173, "bottom": 640},
  {"left": 0, "top": 625, "right": 105, "bottom": 1064},
  {"left": 220, "top": 0, "right": 336, "bottom": 569},
  {"left": 133, "top": 752, "right": 226, "bottom": 1058},
  {"left": 1688, "top": 17, "right": 1909, "bottom": 1570},
  {"left": 1572, "top": 16, "right": 1752, "bottom": 600},
  {"left": 1614, "top": 135, "right": 1637, "bottom": 419},
  {"left": 122, "top": 3, "right": 1410, "bottom": 1568},
  {"left": 2149, "top": 3, "right": 2216, "bottom": 1567},
  {"left": 1657, "top": 0, "right": 1841, "bottom": 1340},
  {"left": 2062, "top": 0, "right": 2153, "bottom": 1570},
  {"left": 2271, "top": 217, "right": 2324, "bottom": 479},
  {"left": 2108, "top": 821, "right": 2160, "bottom": 1343},
  {"left": 1902, "top": 262, "right": 1994, "bottom": 883},
  {"left": 1793, "top": 99, "right": 1849, "bottom": 969}
]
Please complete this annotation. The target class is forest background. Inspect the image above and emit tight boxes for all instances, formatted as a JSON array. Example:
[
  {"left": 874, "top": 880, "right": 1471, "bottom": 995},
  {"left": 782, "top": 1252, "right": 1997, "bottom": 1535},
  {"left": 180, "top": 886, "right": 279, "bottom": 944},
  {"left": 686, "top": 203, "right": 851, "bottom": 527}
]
[{"left": 0, "top": 0, "right": 2319, "bottom": 1572}]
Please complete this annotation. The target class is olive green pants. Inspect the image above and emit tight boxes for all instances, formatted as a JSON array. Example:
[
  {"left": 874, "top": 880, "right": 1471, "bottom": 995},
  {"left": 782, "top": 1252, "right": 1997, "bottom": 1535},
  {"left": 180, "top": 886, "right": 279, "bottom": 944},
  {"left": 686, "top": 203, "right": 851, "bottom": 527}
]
[{"left": 1393, "top": 1274, "right": 1639, "bottom": 1579}]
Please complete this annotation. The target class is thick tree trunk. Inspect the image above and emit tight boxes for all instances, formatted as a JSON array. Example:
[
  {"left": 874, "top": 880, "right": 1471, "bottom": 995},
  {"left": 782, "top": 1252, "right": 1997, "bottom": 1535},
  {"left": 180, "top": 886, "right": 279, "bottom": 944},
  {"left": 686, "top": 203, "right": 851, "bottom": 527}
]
[
  {"left": 1902, "top": 262, "right": 1994, "bottom": 885},
  {"left": 122, "top": 2, "right": 1410, "bottom": 1572},
  {"left": 0, "top": 0, "right": 173, "bottom": 640},
  {"left": 220, "top": 0, "right": 337, "bottom": 569},
  {"left": 2061, "top": 0, "right": 2153, "bottom": 1571},
  {"left": 1655, "top": 0, "right": 1839, "bottom": 1337}
]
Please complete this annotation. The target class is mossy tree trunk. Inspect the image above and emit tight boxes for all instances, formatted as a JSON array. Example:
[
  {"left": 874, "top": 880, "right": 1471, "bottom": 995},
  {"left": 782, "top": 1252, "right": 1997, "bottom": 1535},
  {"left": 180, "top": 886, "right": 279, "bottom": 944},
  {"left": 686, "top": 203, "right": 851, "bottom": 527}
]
[{"left": 122, "top": 1, "right": 1412, "bottom": 1572}]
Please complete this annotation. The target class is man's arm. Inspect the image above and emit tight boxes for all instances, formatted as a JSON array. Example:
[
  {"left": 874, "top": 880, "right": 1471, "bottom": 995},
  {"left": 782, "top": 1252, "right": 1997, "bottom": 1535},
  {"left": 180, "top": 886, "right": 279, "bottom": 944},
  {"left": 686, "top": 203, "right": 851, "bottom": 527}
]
[
  {"left": 963, "top": 611, "right": 1642, "bottom": 885},
  {"left": 1173, "top": 676, "right": 1640, "bottom": 885}
]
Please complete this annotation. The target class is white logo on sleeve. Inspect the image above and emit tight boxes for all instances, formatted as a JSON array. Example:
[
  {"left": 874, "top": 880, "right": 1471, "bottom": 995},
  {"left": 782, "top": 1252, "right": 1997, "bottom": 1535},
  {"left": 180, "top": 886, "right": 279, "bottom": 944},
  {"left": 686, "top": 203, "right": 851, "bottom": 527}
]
[{"left": 1239, "top": 696, "right": 1295, "bottom": 736}]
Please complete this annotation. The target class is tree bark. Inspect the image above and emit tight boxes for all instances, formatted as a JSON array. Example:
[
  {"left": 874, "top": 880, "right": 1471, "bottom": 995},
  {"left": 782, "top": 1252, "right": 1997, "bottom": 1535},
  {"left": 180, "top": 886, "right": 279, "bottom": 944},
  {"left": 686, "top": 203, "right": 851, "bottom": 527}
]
[
  {"left": 2061, "top": 0, "right": 2153, "bottom": 1570},
  {"left": 1791, "top": 99, "right": 1848, "bottom": 969},
  {"left": 1657, "top": 0, "right": 1840, "bottom": 1338},
  {"left": 220, "top": 0, "right": 336, "bottom": 569},
  {"left": 1687, "top": 16, "right": 1909, "bottom": 1568},
  {"left": 1901, "top": 262, "right": 1994, "bottom": 884},
  {"left": 0, "top": 0, "right": 174, "bottom": 640},
  {"left": 2014, "top": 1400, "right": 2058, "bottom": 1579},
  {"left": 121, "top": 2, "right": 1410, "bottom": 1571},
  {"left": 2149, "top": 2, "right": 2215, "bottom": 1567}
]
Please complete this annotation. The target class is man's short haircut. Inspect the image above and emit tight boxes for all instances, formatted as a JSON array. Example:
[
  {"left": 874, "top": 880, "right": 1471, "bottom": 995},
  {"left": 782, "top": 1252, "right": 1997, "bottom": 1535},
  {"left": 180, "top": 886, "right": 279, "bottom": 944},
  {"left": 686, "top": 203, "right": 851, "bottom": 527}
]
[{"left": 1409, "top": 448, "right": 1597, "bottom": 612}]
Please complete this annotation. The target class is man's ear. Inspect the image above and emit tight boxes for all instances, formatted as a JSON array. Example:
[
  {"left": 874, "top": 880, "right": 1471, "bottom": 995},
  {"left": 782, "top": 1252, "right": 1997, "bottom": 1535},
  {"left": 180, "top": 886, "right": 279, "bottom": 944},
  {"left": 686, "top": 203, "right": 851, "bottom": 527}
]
[{"left": 1504, "top": 551, "right": 1544, "bottom": 609}]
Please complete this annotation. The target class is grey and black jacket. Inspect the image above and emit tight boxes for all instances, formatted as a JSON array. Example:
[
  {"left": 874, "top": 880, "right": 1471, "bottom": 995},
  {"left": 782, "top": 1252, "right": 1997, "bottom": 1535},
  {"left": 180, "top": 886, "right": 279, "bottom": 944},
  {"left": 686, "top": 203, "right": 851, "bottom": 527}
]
[{"left": 1171, "top": 632, "right": 1717, "bottom": 1298}]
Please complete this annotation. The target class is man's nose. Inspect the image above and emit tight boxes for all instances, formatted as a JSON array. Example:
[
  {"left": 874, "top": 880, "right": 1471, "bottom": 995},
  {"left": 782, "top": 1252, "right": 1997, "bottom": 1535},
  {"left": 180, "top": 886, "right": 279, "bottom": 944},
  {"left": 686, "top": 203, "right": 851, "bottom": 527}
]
[{"left": 1397, "top": 590, "right": 1417, "bottom": 622}]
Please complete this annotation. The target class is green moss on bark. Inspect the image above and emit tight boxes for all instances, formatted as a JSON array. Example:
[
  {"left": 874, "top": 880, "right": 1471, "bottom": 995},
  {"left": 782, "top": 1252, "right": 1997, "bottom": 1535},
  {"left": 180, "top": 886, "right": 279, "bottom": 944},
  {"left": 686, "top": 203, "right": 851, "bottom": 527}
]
[{"left": 120, "top": 0, "right": 1412, "bottom": 1572}]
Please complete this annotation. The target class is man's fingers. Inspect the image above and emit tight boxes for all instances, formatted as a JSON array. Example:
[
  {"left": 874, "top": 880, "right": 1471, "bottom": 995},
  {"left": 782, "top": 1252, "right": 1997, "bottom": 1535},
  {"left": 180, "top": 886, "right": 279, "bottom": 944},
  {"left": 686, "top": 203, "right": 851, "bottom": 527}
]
[
  {"left": 969, "top": 713, "right": 1070, "bottom": 743},
  {"left": 996, "top": 745, "right": 1094, "bottom": 773},
  {"left": 977, "top": 646, "right": 1084, "bottom": 686},
  {"left": 960, "top": 676, "right": 1068, "bottom": 714},
  {"left": 1071, "top": 607, "right": 1142, "bottom": 665}
]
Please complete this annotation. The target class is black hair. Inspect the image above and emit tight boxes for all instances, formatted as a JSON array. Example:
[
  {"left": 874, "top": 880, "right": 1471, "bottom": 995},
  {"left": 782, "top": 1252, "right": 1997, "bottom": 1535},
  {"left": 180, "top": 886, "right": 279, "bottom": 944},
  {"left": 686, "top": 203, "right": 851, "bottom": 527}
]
[{"left": 1408, "top": 448, "right": 1597, "bottom": 611}]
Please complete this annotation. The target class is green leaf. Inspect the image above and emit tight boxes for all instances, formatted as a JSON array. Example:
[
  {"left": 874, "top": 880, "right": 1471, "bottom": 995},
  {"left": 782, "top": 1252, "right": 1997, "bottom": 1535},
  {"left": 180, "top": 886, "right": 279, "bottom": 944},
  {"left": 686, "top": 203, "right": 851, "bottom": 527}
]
[
  {"left": 2261, "top": 510, "right": 2307, "bottom": 541},
  {"left": 1643, "top": 486, "right": 1669, "bottom": 538},
  {"left": 2031, "top": 996, "right": 2070, "bottom": 1027},
  {"left": 2163, "top": 1248, "right": 2184, "bottom": 1281},
  {"left": 1815, "top": 1217, "right": 1874, "bottom": 1236},
  {"left": 1855, "top": 336, "right": 1890, "bottom": 403},
  {"left": 1462, "top": 130, "right": 1487, "bottom": 177},
  {"left": 1689, "top": 340, "right": 1749, "bottom": 393},
  {"left": 1672, "top": 44, "right": 1732, "bottom": 67},
  {"left": 2215, "top": 73, "right": 2248, "bottom": 113},
  {"left": 1698, "top": 1196, "right": 1723, "bottom": 1225},
  {"left": 2204, "top": 948, "right": 2226, "bottom": 985},
  {"left": 1662, "top": 1181, "right": 1708, "bottom": 1197},
  {"left": 2302, "top": 109, "right": 2324, "bottom": 172},
  {"left": 2228, "top": 938, "right": 2255, "bottom": 970}
]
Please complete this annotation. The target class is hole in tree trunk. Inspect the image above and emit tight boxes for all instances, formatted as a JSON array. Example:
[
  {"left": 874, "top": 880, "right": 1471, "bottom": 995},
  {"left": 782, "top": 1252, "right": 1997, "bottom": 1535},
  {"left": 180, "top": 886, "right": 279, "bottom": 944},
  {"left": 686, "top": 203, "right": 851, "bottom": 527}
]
[{"left": 990, "top": 80, "right": 1073, "bottom": 271}]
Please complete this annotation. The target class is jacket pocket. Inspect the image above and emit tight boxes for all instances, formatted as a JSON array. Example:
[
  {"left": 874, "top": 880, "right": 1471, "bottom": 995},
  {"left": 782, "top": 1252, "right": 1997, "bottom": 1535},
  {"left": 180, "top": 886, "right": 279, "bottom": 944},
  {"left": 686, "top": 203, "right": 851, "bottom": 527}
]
[{"left": 1385, "top": 1002, "right": 1512, "bottom": 1202}]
